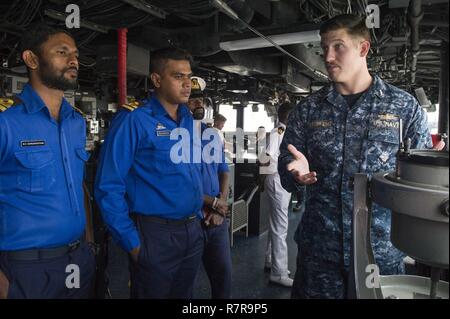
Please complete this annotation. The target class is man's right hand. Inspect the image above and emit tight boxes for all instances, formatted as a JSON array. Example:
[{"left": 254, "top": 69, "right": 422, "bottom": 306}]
[
  {"left": 0, "top": 270, "right": 9, "bottom": 299},
  {"left": 129, "top": 246, "right": 140, "bottom": 263},
  {"left": 204, "top": 211, "right": 224, "bottom": 227},
  {"left": 286, "top": 144, "right": 317, "bottom": 185},
  {"left": 215, "top": 198, "right": 229, "bottom": 217}
]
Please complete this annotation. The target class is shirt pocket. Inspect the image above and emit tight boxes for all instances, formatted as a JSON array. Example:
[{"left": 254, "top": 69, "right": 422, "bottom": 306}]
[
  {"left": 308, "top": 120, "right": 336, "bottom": 147},
  {"left": 152, "top": 136, "right": 183, "bottom": 175},
  {"left": 307, "top": 121, "right": 337, "bottom": 166},
  {"left": 14, "top": 149, "right": 56, "bottom": 192},
  {"left": 153, "top": 149, "right": 181, "bottom": 175},
  {"left": 366, "top": 126, "right": 399, "bottom": 172}
]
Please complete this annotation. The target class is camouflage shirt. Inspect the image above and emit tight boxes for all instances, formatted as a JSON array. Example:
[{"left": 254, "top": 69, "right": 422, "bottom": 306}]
[{"left": 279, "top": 75, "right": 432, "bottom": 277}]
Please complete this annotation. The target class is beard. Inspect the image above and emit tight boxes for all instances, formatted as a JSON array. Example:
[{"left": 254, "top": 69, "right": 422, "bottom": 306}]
[
  {"left": 39, "top": 57, "right": 78, "bottom": 91},
  {"left": 192, "top": 107, "right": 205, "bottom": 120}
]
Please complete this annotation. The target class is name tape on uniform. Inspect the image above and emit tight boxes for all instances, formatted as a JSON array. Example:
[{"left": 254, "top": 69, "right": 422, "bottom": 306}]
[{"left": 21, "top": 140, "right": 46, "bottom": 147}]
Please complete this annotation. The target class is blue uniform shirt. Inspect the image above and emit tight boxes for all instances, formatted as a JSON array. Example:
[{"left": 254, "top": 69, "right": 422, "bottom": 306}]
[
  {"left": 0, "top": 83, "right": 89, "bottom": 251},
  {"left": 200, "top": 123, "right": 229, "bottom": 198},
  {"left": 95, "top": 96, "right": 204, "bottom": 252}
]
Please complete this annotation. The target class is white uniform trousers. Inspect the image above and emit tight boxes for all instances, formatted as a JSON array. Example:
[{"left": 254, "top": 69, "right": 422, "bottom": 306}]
[{"left": 264, "top": 172, "right": 291, "bottom": 277}]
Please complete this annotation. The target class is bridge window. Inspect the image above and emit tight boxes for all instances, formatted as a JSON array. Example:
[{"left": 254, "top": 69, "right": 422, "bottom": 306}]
[
  {"left": 244, "top": 104, "right": 274, "bottom": 132},
  {"left": 218, "top": 104, "right": 237, "bottom": 132}
]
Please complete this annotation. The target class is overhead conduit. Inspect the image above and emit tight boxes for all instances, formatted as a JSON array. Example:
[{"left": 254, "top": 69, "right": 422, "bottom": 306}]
[
  {"left": 408, "top": 0, "right": 423, "bottom": 84},
  {"left": 118, "top": 28, "right": 128, "bottom": 106}
]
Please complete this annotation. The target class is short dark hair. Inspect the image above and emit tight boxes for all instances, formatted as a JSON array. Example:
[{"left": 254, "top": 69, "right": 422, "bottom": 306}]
[
  {"left": 150, "top": 47, "right": 193, "bottom": 74},
  {"left": 20, "top": 23, "right": 74, "bottom": 58},
  {"left": 320, "top": 14, "right": 370, "bottom": 42},
  {"left": 214, "top": 113, "right": 227, "bottom": 122},
  {"left": 278, "top": 102, "right": 293, "bottom": 123}
]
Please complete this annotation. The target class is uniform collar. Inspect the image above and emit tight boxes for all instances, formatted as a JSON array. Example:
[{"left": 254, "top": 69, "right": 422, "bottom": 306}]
[
  {"left": 325, "top": 74, "right": 386, "bottom": 106},
  {"left": 149, "top": 95, "right": 191, "bottom": 120},
  {"left": 18, "top": 83, "right": 75, "bottom": 119},
  {"left": 325, "top": 84, "right": 345, "bottom": 108},
  {"left": 18, "top": 83, "right": 47, "bottom": 114},
  {"left": 59, "top": 98, "right": 76, "bottom": 120},
  {"left": 370, "top": 74, "right": 388, "bottom": 99}
]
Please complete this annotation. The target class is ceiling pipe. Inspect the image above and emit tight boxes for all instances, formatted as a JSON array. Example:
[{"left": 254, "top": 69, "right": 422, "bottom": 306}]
[
  {"left": 408, "top": 0, "right": 424, "bottom": 84},
  {"left": 210, "top": 0, "right": 328, "bottom": 81},
  {"left": 117, "top": 28, "right": 128, "bottom": 106}
]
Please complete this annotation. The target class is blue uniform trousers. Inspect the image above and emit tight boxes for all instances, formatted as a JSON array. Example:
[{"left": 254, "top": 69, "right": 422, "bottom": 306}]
[
  {"left": 202, "top": 220, "right": 232, "bottom": 299},
  {"left": 130, "top": 215, "right": 204, "bottom": 299},
  {"left": 0, "top": 242, "right": 95, "bottom": 299}
]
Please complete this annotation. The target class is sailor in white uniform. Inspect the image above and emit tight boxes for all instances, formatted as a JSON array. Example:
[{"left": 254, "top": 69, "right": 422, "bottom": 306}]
[{"left": 262, "top": 102, "right": 294, "bottom": 287}]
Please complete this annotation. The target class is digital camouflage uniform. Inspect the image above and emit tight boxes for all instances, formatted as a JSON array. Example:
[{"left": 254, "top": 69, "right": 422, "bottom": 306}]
[{"left": 278, "top": 75, "right": 432, "bottom": 298}]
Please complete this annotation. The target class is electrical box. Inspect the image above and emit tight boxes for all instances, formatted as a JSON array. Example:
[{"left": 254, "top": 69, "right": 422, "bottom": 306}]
[{"left": 3, "top": 75, "right": 28, "bottom": 96}]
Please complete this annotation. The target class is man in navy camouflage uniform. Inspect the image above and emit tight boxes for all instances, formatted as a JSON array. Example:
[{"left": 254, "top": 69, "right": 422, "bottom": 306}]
[{"left": 278, "top": 14, "right": 439, "bottom": 299}]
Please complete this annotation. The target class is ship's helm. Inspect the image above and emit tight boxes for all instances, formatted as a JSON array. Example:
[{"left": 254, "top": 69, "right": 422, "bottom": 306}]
[{"left": 349, "top": 134, "right": 449, "bottom": 299}]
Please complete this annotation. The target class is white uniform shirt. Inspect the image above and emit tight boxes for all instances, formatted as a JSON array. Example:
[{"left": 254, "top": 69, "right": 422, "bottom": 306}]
[
  {"left": 213, "top": 127, "right": 225, "bottom": 146},
  {"left": 260, "top": 123, "right": 286, "bottom": 175}
]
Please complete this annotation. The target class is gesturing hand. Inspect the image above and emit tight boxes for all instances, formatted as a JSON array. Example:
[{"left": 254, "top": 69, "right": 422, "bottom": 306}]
[{"left": 286, "top": 144, "right": 317, "bottom": 185}]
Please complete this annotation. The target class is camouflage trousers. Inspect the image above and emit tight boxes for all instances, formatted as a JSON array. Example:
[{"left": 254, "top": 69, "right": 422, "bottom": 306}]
[
  {"left": 291, "top": 245, "right": 347, "bottom": 299},
  {"left": 291, "top": 242, "right": 405, "bottom": 299}
]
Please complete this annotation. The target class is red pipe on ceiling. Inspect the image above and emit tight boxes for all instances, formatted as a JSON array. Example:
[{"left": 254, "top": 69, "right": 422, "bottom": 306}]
[{"left": 117, "top": 28, "right": 128, "bottom": 106}]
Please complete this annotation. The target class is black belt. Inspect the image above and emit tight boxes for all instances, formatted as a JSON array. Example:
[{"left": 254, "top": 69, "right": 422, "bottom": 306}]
[
  {"left": 134, "top": 213, "right": 197, "bottom": 226},
  {"left": 2, "top": 240, "right": 81, "bottom": 261}
]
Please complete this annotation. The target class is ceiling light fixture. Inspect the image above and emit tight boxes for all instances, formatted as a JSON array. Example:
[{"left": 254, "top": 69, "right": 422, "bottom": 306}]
[
  {"left": 220, "top": 30, "right": 320, "bottom": 52},
  {"left": 210, "top": 0, "right": 328, "bottom": 81}
]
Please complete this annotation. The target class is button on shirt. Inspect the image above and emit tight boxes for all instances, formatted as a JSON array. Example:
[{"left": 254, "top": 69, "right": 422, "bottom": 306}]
[
  {"left": 0, "top": 84, "right": 89, "bottom": 251},
  {"left": 95, "top": 96, "right": 204, "bottom": 252}
]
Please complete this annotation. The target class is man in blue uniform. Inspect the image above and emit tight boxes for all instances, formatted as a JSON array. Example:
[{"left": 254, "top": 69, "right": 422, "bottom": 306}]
[
  {"left": 0, "top": 24, "right": 95, "bottom": 299},
  {"left": 188, "top": 77, "right": 232, "bottom": 298},
  {"left": 95, "top": 48, "right": 205, "bottom": 299},
  {"left": 278, "top": 14, "right": 440, "bottom": 298}
]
